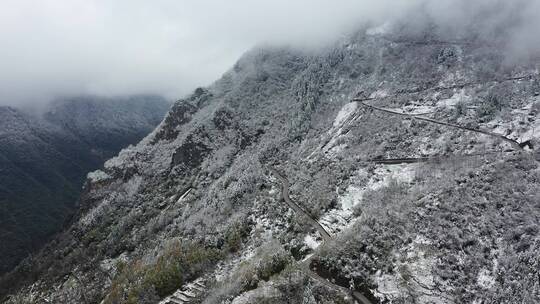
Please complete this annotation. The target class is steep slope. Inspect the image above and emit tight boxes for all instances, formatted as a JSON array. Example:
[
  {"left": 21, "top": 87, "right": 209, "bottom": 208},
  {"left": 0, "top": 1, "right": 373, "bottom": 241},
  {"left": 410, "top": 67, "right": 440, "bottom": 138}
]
[
  {"left": 3, "top": 28, "right": 540, "bottom": 304},
  {"left": 44, "top": 95, "right": 171, "bottom": 159},
  {"left": 0, "top": 96, "right": 170, "bottom": 275}
]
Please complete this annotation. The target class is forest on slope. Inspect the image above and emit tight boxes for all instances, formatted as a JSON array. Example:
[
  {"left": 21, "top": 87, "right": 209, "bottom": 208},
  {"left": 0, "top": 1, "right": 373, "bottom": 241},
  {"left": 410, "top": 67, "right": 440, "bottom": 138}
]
[
  {"left": 3, "top": 21, "right": 540, "bottom": 304},
  {"left": 0, "top": 95, "right": 170, "bottom": 275}
]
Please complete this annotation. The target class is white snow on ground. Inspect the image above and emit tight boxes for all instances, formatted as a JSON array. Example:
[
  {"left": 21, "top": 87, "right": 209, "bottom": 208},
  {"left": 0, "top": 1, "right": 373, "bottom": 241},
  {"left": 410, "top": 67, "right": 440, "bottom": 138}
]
[
  {"left": 436, "top": 90, "right": 469, "bottom": 109},
  {"left": 477, "top": 269, "right": 496, "bottom": 289},
  {"left": 308, "top": 102, "right": 361, "bottom": 160},
  {"left": 249, "top": 186, "right": 291, "bottom": 242},
  {"left": 80, "top": 197, "right": 111, "bottom": 227},
  {"left": 160, "top": 195, "right": 289, "bottom": 302},
  {"left": 176, "top": 188, "right": 192, "bottom": 204},
  {"left": 333, "top": 102, "right": 358, "bottom": 128},
  {"left": 87, "top": 170, "right": 111, "bottom": 183},
  {"left": 319, "top": 209, "right": 351, "bottom": 235},
  {"left": 319, "top": 164, "right": 417, "bottom": 234},
  {"left": 366, "top": 165, "right": 416, "bottom": 192},
  {"left": 373, "top": 236, "right": 451, "bottom": 304},
  {"left": 373, "top": 271, "right": 401, "bottom": 300},
  {"left": 268, "top": 187, "right": 278, "bottom": 196},
  {"left": 400, "top": 104, "right": 435, "bottom": 115},
  {"left": 369, "top": 89, "right": 390, "bottom": 99},
  {"left": 231, "top": 283, "right": 282, "bottom": 304},
  {"left": 339, "top": 185, "right": 365, "bottom": 210},
  {"left": 326, "top": 143, "right": 348, "bottom": 158},
  {"left": 520, "top": 118, "right": 540, "bottom": 142},
  {"left": 483, "top": 100, "right": 539, "bottom": 145},
  {"left": 103, "top": 146, "right": 136, "bottom": 169},
  {"left": 383, "top": 102, "right": 437, "bottom": 116},
  {"left": 124, "top": 175, "right": 143, "bottom": 198},
  {"left": 419, "top": 135, "right": 450, "bottom": 156},
  {"left": 301, "top": 253, "right": 314, "bottom": 263},
  {"left": 251, "top": 213, "right": 281, "bottom": 242},
  {"left": 304, "top": 235, "right": 321, "bottom": 250}
]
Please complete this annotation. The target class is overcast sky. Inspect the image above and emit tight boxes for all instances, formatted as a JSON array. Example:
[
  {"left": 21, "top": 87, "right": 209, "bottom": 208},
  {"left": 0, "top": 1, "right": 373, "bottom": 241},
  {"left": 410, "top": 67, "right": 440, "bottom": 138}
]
[{"left": 1, "top": 0, "right": 539, "bottom": 107}]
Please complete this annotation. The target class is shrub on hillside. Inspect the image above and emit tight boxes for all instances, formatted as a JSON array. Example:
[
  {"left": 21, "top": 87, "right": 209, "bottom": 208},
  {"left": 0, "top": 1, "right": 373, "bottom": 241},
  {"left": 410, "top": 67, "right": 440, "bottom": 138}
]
[
  {"left": 224, "top": 220, "right": 251, "bottom": 253},
  {"left": 103, "top": 240, "right": 221, "bottom": 304}
]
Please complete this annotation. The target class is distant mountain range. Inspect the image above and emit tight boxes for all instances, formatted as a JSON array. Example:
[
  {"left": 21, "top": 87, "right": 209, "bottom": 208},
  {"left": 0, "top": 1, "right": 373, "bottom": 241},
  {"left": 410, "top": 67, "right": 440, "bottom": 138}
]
[{"left": 0, "top": 95, "right": 170, "bottom": 275}]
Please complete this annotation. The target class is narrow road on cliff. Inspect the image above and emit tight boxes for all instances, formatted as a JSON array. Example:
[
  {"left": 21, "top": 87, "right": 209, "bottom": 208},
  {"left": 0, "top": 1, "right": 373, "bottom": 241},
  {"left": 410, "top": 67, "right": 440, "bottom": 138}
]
[
  {"left": 269, "top": 167, "right": 332, "bottom": 242},
  {"left": 356, "top": 100, "right": 525, "bottom": 151},
  {"left": 268, "top": 166, "right": 375, "bottom": 304}
]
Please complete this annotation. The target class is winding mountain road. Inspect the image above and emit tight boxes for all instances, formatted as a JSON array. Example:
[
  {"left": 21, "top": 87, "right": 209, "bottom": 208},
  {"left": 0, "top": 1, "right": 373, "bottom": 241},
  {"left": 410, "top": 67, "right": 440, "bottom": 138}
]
[
  {"left": 355, "top": 74, "right": 534, "bottom": 101},
  {"left": 356, "top": 100, "right": 525, "bottom": 151},
  {"left": 269, "top": 166, "right": 374, "bottom": 304},
  {"left": 369, "top": 150, "right": 516, "bottom": 165},
  {"left": 269, "top": 167, "right": 332, "bottom": 242}
]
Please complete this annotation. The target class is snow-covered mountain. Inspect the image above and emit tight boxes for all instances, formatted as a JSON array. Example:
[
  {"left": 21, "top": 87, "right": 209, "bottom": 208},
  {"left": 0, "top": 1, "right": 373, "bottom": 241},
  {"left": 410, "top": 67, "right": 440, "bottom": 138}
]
[
  {"left": 0, "top": 95, "right": 170, "bottom": 276},
  {"left": 2, "top": 25, "right": 540, "bottom": 304}
]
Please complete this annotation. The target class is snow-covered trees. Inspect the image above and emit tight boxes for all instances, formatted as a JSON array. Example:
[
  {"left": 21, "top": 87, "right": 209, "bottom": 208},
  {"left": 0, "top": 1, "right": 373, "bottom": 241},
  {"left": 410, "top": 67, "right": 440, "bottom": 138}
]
[{"left": 4, "top": 21, "right": 540, "bottom": 304}]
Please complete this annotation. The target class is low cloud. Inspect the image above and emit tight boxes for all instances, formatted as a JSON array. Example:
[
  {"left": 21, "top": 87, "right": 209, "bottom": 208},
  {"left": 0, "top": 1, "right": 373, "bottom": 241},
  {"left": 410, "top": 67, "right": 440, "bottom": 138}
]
[{"left": 0, "top": 0, "right": 539, "bottom": 106}]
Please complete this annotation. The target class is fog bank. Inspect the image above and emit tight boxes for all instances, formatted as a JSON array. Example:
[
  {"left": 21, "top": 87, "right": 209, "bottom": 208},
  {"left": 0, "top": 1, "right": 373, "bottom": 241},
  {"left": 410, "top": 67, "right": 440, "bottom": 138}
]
[{"left": 1, "top": 0, "right": 539, "bottom": 106}]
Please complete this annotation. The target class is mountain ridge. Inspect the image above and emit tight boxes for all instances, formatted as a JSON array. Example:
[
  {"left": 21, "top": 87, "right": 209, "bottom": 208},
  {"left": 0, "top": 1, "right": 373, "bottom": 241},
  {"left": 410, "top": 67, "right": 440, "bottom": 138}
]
[
  {"left": 0, "top": 95, "right": 170, "bottom": 276},
  {"left": 3, "top": 27, "right": 540, "bottom": 303}
]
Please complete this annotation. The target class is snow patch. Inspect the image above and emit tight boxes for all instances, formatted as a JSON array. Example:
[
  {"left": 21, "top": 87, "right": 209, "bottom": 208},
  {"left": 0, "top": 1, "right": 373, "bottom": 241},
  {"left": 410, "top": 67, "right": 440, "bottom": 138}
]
[
  {"left": 373, "top": 272, "right": 401, "bottom": 299},
  {"left": 477, "top": 269, "right": 496, "bottom": 289},
  {"left": 320, "top": 164, "right": 417, "bottom": 235},
  {"left": 339, "top": 186, "right": 364, "bottom": 210},
  {"left": 249, "top": 188, "right": 290, "bottom": 242},
  {"left": 374, "top": 236, "right": 449, "bottom": 304},
  {"left": 231, "top": 284, "right": 281, "bottom": 304},
  {"left": 319, "top": 209, "right": 352, "bottom": 234},
  {"left": 325, "top": 143, "right": 348, "bottom": 158},
  {"left": 363, "top": 165, "right": 416, "bottom": 195},
  {"left": 80, "top": 198, "right": 111, "bottom": 227},
  {"left": 304, "top": 235, "right": 321, "bottom": 250},
  {"left": 251, "top": 214, "right": 277, "bottom": 242},
  {"left": 436, "top": 90, "right": 469, "bottom": 109},
  {"left": 401, "top": 104, "right": 435, "bottom": 115},
  {"left": 124, "top": 175, "right": 143, "bottom": 198},
  {"left": 87, "top": 170, "right": 110, "bottom": 183},
  {"left": 176, "top": 188, "right": 192, "bottom": 204},
  {"left": 333, "top": 102, "right": 358, "bottom": 127},
  {"left": 484, "top": 100, "right": 539, "bottom": 145},
  {"left": 369, "top": 89, "right": 390, "bottom": 99},
  {"left": 520, "top": 118, "right": 540, "bottom": 141},
  {"left": 308, "top": 102, "right": 359, "bottom": 160},
  {"left": 268, "top": 187, "right": 278, "bottom": 195}
]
